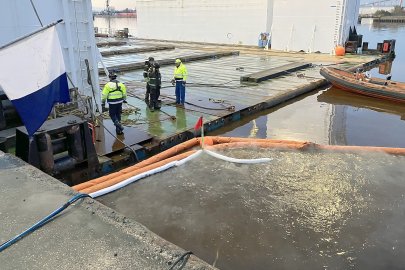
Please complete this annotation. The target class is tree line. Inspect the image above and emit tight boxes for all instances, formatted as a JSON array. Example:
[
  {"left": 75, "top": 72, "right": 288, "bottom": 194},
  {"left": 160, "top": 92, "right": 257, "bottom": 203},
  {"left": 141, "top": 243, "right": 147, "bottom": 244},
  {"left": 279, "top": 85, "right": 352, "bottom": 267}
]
[{"left": 374, "top": 6, "right": 405, "bottom": 17}]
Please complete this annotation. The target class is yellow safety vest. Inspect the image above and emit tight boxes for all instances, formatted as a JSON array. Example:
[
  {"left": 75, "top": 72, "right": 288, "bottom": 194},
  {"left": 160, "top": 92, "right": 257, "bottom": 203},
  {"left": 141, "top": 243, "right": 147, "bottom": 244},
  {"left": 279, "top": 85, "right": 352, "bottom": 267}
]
[
  {"left": 173, "top": 63, "right": 188, "bottom": 81},
  {"left": 102, "top": 80, "right": 127, "bottom": 104}
]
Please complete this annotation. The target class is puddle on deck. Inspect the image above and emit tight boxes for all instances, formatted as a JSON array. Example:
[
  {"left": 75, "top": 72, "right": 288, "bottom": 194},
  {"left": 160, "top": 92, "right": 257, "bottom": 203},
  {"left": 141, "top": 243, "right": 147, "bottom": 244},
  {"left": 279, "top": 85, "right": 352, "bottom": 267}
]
[{"left": 98, "top": 148, "right": 405, "bottom": 270}]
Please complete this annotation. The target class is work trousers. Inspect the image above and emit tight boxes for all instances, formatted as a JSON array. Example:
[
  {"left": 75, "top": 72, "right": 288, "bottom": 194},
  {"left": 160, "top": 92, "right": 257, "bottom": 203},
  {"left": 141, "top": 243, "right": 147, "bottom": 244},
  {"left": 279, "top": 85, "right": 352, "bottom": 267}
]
[
  {"left": 175, "top": 80, "right": 185, "bottom": 104},
  {"left": 108, "top": 102, "right": 123, "bottom": 133},
  {"left": 145, "top": 83, "right": 150, "bottom": 103},
  {"left": 149, "top": 86, "right": 161, "bottom": 109}
]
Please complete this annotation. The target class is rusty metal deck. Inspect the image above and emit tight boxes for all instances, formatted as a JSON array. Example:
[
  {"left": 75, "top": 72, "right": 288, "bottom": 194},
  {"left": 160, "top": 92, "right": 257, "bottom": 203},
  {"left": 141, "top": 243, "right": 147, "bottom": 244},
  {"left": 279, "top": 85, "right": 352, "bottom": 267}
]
[{"left": 94, "top": 119, "right": 152, "bottom": 156}]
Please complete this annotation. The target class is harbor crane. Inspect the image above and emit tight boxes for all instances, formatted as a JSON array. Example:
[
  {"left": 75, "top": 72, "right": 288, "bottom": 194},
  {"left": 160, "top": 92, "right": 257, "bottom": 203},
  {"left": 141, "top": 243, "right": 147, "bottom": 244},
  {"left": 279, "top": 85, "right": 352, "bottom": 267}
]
[
  {"left": 106, "top": 0, "right": 111, "bottom": 14},
  {"left": 105, "top": 0, "right": 112, "bottom": 35}
]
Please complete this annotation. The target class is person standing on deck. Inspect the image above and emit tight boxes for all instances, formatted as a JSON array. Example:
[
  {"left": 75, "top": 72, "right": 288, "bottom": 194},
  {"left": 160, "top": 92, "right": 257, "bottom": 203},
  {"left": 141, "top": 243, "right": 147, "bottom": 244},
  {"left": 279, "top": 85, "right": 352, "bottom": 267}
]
[
  {"left": 143, "top": 57, "right": 155, "bottom": 105},
  {"left": 102, "top": 71, "right": 127, "bottom": 135},
  {"left": 148, "top": 62, "right": 162, "bottom": 112},
  {"left": 171, "top": 59, "right": 188, "bottom": 106}
]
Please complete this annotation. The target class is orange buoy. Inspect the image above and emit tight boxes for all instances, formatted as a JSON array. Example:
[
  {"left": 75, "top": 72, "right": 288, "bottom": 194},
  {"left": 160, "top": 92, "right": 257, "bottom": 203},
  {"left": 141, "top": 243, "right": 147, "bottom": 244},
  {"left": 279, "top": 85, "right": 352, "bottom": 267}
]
[
  {"left": 335, "top": 46, "right": 345, "bottom": 56},
  {"left": 202, "top": 136, "right": 214, "bottom": 146}
]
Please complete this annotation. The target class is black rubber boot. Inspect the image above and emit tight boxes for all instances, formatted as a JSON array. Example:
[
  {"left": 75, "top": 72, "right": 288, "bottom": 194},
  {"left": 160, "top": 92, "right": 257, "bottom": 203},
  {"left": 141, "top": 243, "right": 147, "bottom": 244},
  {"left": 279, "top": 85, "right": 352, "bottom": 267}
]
[
  {"left": 149, "top": 100, "right": 156, "bottom": 111},
  {"left": 156, "top": 100, "right": 162, "bottom": 110},
  {"left": 114, "top": 121, "right": 124, "bottom": 134},
  {"left": 145, "top": 93, "right": 150, "bottom": 105}
]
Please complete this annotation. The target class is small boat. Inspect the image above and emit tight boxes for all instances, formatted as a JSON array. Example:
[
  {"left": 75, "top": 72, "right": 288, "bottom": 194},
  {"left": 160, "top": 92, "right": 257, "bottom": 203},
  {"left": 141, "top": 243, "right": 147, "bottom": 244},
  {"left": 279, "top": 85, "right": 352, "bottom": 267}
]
[{"left": 320, "top": 67, "right": 405, "bottom": 103}]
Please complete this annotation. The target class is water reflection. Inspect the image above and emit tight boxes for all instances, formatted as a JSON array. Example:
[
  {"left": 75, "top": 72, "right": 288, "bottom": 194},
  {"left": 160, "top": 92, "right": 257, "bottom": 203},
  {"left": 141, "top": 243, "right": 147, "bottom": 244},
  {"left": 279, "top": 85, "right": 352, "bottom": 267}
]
[
  {"left": 175, "top": 107, "right": 187, "bottom": 130},
  {"left": 211, "top": 86, "right": 405, "bottom": 148},
  {"left": 99, "top": 149, "right": 405, "bottom": 269},
  {"left": 145, "top": 108, "right": 163, "bottom": 137},
  {"left": 94, "top": 118, "right": 151, "bottom": 155},
  {"left": 112, "top": 133, "right": 125, "bottom": 151},
  {"left": 318, "top": 88, "right": 405, "bottom": 120},
  {"left": 356, "top": 23, "right": 405, "bottom": 81},
  {"left": 209, "top": 22, "right": 405, "bottom": 145},
  {"left": 93, "top": 17, "right": 137, "bottom": 36}
]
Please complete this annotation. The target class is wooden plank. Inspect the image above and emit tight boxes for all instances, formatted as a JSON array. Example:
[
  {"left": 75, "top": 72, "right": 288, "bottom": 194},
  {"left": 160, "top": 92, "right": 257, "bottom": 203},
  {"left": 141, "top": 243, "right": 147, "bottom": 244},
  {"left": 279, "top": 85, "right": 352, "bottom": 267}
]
[
  {"left": 99, "top": 51, "right": 240, "bottom": 74},
  {"left": 241, "top": 62, "right": 312, "bottom": 83},
  {"left": 101, "top": 46, "right": 175, "bottom": 56}
]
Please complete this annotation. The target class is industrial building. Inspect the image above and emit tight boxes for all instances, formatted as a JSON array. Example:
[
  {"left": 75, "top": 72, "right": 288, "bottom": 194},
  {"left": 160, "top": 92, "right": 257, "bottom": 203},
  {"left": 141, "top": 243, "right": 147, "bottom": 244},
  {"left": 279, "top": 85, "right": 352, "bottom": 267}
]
[{"left": 136, "top": 0, "right": 361, "bottom": 53}]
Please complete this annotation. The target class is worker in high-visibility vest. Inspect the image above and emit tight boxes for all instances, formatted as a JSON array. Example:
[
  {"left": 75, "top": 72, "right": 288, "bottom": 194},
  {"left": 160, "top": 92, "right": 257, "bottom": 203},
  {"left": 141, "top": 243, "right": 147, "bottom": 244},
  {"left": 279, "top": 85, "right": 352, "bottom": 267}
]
[
  {"left": 171, "top": 59, "right": 188, "bottom": 106},
  {"left": 101, "top": 71, "right": 127, "bottom": 135}
]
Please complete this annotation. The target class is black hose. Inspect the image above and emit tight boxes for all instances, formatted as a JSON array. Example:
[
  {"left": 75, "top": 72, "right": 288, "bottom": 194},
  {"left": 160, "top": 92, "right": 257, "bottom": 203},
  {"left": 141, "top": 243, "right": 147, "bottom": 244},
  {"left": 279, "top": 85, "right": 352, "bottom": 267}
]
[
  {"left": 125, "top": 94, "right": 177, "bottom": 120},
  {"left": 155, "top": 94, "right": 234, "bottom": 111},
  {"left": 168, "top": 251, "right": 193, "bottom": 270},
  {"left": 160, "top": 83, "right": 255, "bottom": 90},
  {"left": 158, "top": 78, "right": 258, "bottom": 89},
  {"left": 164, "top": 103, "right": 219, "bottom": 117}
]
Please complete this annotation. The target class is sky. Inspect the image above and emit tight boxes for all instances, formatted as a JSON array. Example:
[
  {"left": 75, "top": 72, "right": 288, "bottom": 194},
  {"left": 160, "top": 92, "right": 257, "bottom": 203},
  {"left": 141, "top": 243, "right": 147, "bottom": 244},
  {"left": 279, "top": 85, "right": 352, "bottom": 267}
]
[
  {"left": 90, "top": 0, "right": 401, "bottom": 10},
  {"left": 92, "top": 0, "right": 136, "bottom": 10}
]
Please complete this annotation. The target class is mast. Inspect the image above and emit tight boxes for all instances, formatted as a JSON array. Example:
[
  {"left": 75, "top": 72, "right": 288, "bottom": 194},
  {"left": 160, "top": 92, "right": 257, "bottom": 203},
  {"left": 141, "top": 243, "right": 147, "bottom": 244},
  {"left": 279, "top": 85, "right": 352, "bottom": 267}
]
[{"left": 106, "top": 0, "right": 111, "bottom": 36}]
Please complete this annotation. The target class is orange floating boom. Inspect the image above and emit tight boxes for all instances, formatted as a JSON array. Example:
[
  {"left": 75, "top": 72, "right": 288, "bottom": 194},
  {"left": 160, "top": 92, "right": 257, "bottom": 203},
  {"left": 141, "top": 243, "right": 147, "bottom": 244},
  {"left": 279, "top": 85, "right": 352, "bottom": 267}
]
[{"left": 73, "top": 136, "right": 405, "bottom": 195}]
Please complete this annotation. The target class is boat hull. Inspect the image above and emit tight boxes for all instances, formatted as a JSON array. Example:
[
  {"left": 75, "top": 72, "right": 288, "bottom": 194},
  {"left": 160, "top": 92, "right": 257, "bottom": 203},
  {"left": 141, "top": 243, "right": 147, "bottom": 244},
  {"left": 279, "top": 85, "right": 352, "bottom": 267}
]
[{"left": 320, "top": 67, "right": 405, "bottom": 104}]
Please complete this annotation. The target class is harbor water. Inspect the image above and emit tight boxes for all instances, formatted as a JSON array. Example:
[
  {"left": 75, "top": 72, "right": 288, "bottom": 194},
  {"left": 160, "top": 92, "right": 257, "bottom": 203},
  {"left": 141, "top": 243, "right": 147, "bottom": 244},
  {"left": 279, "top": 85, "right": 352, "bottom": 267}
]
[
  {"left": 93, "top": 16, "right": 138, "bottom": 36},
  {"left": 212, "top": 23, "right": 405, "bottom": 147},
  {"left": 93, "top": 17, "right": 405, "bottom": 147},
  {"left": 93, "top": 17, "right": 405, "bottom": 269},
  {"left": 99, "top": 148, "right": 405, "bottom": 270}
]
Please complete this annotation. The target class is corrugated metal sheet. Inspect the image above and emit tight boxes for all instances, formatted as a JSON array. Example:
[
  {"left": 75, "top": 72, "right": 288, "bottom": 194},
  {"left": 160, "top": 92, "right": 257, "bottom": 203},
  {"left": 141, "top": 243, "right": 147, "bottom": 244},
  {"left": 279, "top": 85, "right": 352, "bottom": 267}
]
[
  {"left": 136, "top": 0, "right": 360, "bottom": 53},
  {"left": 271, "top": 0, "right": 361, "bottom": 53},
  {"left": 137, "top": 0, "right": 270, "bottom": 45}
]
